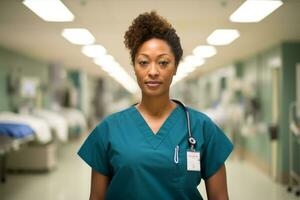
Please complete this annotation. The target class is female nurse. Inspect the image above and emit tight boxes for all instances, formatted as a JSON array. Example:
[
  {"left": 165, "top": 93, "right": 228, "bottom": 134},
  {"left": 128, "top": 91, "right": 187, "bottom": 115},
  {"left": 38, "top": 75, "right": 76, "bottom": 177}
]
[{"left": 78, "top": 11, "right": 233, "bottom": 200}]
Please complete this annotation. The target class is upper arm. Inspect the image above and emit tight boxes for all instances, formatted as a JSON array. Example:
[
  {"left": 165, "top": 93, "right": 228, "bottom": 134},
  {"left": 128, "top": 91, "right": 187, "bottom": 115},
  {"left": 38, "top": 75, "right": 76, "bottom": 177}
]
[
  {"left": 204, "top": 164, "right": 229, "bottom": 200},
  {"left": 201, "top": 118, "right": 233, "bottom": 180},
  {"left": 78, "top": 121, "right": 111, "bottom": 176},
  {"left": 90, "top": 169, "right": 110, "bottom": 200}
]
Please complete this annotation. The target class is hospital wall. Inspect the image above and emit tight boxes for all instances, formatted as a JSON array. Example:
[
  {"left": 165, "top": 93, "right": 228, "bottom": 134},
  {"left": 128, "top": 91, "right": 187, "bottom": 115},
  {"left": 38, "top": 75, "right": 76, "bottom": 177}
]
[
  {"left": 0, "top": 45, "right": 134, "bottom": 129},
  {"left": 279, "top": 42, "right": 300, "bottom": 182},
  {"left": 0, "top": 46, "right": 50, "bottom": 112},
  {"left": 236, "top": 45, "right": 279, "bottom": 174},
  {"left": 172, "top": 41, "right": 300, "bottom": 183},
  {"left": 239, "top": 42, "right": 300, "bottom": 183},
  {"left": 0, "top": 46, "right": 95, "bottom": 119}
]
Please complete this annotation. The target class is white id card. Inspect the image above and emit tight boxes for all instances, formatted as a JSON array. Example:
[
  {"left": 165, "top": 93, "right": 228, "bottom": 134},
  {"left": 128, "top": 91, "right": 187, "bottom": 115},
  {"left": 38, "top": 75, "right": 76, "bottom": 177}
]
[{"left": 187, "top": 151, "right": 201, "bottom": 171}]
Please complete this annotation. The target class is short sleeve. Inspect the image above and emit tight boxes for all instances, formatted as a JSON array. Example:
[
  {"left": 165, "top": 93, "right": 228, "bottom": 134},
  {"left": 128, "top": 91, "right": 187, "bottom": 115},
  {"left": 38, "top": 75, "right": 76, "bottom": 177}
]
[
  {"left": 77, "top": 120, "right": 111, "bottom": 176},
  {"left": 201, "top": 118, "right": 233, "bottom": 180}
]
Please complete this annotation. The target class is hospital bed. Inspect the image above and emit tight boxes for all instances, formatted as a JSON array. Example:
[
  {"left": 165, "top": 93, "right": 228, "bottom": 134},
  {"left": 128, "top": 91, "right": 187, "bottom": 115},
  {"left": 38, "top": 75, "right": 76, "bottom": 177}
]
[
  {"left": 0, "top": 123, "right": 34, "bottom": 183},
  {"left": 33, "top": 109, "right": 68, "bottom": 142},
  {"left": 0, "top": 112, "right": 57, "bottom": 173},
  {"left": 56, "top": 108, "right": 87, "bottom": 138},
  {"left": 0, "top": 112, "right": 52, "bottom": 144}
]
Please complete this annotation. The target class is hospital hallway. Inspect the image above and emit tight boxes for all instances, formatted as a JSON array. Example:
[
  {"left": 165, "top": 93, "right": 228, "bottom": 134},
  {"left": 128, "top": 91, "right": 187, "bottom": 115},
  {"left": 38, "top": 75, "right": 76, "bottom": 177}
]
[
  {"left": 0, "top": 0, "right": 300, "bottom": 199},
  {"left": 0, "top": 135, "right": 298, "bottom": 200}
]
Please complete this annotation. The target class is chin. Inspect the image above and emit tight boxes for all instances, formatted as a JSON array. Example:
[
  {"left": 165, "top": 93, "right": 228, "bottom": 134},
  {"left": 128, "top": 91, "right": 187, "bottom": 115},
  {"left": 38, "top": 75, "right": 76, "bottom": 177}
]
[{"left": 142, "top": 88, "right": 169, "bottom": 97}]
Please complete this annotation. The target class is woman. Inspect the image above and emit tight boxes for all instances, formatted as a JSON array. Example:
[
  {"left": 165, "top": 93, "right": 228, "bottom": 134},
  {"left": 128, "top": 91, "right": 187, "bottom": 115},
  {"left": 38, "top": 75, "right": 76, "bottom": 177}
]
[{"left": 78, "top": 11, "right": 233, "bottom": 200}]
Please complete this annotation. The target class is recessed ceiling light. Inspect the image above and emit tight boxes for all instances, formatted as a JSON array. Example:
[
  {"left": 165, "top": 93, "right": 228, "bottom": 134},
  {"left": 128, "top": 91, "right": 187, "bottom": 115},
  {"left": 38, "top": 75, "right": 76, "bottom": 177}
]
[
  {"left": 193, "top": 45, "right": 217, "bottom": 58},
  {"left": 22, "top": 0, "right": 74, "bottom": 22},
  {"left": 207, "top": 29, "right": 240, "bottom": 46},
  {"left": 230, "top": 0, "right": 283, "bottom": 23},
  {"left": 62, "top": 28, "right": 95, "bottom": 45}
]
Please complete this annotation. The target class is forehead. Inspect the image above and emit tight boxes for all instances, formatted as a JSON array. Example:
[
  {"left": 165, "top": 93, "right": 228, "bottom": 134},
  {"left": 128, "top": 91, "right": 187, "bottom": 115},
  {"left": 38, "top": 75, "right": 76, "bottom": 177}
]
[{"left": 136, "top": 38, "right": 173, "bottom": 57}]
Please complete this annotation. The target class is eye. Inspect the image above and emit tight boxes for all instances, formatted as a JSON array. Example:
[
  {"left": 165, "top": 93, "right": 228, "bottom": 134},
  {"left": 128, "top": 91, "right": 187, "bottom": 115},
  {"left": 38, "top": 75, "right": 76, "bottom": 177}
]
[
  {"left": 138, "top": 60, "right": 148, "bottom": 67},
  {"left": 159, "top": 60, "right": 169, "bottom": 67}
]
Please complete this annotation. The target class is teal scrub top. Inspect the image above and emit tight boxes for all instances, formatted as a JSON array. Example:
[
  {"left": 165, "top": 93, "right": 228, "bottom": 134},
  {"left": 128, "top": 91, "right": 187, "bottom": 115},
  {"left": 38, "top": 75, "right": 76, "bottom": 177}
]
[{"left": 78, "top": 104, "right": 233, "bottom": 200}]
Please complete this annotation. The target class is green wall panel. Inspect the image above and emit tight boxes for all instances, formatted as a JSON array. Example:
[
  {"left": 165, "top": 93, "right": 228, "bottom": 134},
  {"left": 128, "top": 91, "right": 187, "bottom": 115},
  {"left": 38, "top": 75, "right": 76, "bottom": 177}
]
[
  {"left": 0, "top": 47, "right": 49, "bottom": 111},
  {"left": 278, "top": 42, "right": 300, "bottom": 176}
]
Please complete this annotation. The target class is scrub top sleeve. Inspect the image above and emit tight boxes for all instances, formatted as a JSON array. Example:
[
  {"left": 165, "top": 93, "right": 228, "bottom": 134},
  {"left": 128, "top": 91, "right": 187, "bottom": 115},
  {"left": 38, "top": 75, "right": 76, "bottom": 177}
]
[
  {"left": 77, "top": 121, "right": 111, "bottom": 176},
  {"left": 201, "top": 118, "right": 233, "bottom": 180}
]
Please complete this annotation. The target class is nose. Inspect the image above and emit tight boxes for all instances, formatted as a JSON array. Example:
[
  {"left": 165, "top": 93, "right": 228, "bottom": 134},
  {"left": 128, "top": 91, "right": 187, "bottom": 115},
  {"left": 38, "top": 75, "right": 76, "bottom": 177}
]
[{"left": 148, "top": 63, "right": 159, "bottom": 78}]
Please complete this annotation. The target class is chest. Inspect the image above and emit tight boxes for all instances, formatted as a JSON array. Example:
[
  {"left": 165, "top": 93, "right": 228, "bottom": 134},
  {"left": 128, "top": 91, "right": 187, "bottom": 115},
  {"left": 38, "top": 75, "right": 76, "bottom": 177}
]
[
  {"left": 140, "top": 113, "right": 170, "bottom": 134},
  {"left": 143, "top": 118, "right": 164, "bottom": 134},
  {"left": 107, "top": 116, "right": 205, "bottom": 179},
  {"left": 106, "top": 131, "right": 203, "bottom": 197}
]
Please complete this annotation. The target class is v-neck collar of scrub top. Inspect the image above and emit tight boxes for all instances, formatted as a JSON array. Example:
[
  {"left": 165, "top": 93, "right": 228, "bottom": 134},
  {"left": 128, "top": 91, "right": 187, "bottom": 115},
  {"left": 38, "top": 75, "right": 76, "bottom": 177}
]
[{"left": 130, "top": 105, "right": 180, "bottom": 150}]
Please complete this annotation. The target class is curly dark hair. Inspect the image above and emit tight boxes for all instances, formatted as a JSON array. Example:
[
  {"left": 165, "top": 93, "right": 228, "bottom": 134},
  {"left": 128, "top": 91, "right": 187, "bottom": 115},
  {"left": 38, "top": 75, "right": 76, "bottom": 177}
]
[{"left": 124, "top": 11, "right": 183, "bottom": 67}]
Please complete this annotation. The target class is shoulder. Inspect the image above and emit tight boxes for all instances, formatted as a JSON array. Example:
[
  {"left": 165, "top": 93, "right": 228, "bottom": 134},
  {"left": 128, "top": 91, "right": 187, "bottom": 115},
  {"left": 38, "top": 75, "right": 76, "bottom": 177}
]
[
  {"left": 186, "top": 106, "right": 214, "bottom": 125},
  {"left": 185, "top": 106, "right": 221, "bottom": 140},
  {"left": 91, "top": 106, "right": 134, "bottom": 140},
  {"left": 95, "top": 106, "right": 134, "bottom": 127},
  {"left": 104, "top": 106, "right": 133, "bottom": 122}
]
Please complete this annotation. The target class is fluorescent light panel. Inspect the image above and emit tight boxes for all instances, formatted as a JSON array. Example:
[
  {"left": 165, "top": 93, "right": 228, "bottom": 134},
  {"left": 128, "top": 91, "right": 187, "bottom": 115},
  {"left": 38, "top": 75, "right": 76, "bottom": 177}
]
[
  {"left": 184, "top": 55, "right": 205, "bottom": 68},
  {"left": 230, "top": 0, "right": 283, "bottom": 23},
  {"left": 172, "top": 72, "right": 188, "bottom": 86},
  {"left": 82, "top": 45, "right": 107, "bottom": 58},
  {"left": 193, "top": 45, "right": 217, "bottom": 58},
  {"left": 178, "top": 66, "right": 195, "bottom": 74},
  {"left": 207, "top": 29, "right": 240, "bottom": 46},
  {"left": 22, "top": 0, "right": 74, "bottom": 22},
  {"left": 62, "top": 28, "right": 95, "bottom": 45},
  {"left": 171, "top": 58, "right": 205, "bottom": 85},
  {"left": 93, "top": 56, "right": 138, "bottom": 94},
  {"left": 94, "top": 55, "right": 115, "bottom": 67}
]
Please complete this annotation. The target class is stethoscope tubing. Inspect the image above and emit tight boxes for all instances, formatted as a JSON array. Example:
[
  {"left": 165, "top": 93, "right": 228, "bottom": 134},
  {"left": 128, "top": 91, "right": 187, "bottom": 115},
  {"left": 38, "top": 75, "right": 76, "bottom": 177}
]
[
  {"left": 171, "top": 99, "right": 196, "bottom": 151},
  {"left": 132, "top": 99, "right": 197, "bottom": 150}
]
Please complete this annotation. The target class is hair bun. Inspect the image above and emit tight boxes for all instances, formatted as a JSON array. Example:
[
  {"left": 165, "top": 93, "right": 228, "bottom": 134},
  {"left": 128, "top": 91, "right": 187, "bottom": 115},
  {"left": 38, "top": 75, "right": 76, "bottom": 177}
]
[{"left": 124, "top": 11, "right": 182, "bottom": 66}]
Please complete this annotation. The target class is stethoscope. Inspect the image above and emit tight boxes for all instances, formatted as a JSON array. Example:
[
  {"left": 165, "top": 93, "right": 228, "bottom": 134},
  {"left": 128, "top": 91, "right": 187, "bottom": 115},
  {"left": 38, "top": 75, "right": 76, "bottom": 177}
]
[
  {"left": 171, "top": 99, "right": 197, "bottom": 151},
  {"left": 133, "top": 99, "right": 197, "bottom": 151}
]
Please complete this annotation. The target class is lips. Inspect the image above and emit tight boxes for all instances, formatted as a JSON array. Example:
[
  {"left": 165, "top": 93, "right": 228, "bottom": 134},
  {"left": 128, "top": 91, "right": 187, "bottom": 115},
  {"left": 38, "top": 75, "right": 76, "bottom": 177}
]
[{"left": 145, "top": 80, "right": 162, "bottom": 87}]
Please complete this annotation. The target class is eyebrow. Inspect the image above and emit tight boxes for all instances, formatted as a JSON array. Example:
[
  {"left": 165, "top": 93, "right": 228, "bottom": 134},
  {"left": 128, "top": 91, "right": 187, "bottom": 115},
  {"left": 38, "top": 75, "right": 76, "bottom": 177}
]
[{"left": 137, "top": 53, "right": 170, "bottom": 58}]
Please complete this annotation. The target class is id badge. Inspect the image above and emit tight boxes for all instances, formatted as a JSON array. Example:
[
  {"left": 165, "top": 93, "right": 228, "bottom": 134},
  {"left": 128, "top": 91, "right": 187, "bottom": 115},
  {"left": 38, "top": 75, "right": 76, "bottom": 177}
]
[{"left": 187, "top": 151, "right": 201, "bottom": 171}]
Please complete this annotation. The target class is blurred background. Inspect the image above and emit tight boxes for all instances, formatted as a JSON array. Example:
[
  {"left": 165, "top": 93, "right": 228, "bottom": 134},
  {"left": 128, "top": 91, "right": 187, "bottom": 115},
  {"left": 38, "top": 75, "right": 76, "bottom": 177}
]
[{"left": 0, "top": 0, "right": 299, "bottom": 199}]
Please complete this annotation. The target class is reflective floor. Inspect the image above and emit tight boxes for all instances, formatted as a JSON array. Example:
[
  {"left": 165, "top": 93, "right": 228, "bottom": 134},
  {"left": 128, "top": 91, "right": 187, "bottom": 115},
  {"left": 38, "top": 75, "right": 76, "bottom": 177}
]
[{"left": 0, "top": 137, "right": 298, "bottom": 200}]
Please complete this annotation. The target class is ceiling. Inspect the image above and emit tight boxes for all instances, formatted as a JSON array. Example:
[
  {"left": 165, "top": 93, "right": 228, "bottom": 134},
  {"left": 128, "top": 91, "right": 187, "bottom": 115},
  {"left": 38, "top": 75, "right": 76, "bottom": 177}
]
[{"left": 0, "top": 0, "right": 299, "bottom": 81}]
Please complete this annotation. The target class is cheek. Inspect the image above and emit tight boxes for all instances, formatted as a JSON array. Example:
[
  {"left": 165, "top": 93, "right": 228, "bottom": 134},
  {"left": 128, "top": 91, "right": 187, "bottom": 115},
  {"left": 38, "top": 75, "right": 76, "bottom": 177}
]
[
  {"left": 166, "top": 69, "right": 176, "bottom": 79},
  {"left": 134, "top": 69, "right": 144, "bottom": 85}
]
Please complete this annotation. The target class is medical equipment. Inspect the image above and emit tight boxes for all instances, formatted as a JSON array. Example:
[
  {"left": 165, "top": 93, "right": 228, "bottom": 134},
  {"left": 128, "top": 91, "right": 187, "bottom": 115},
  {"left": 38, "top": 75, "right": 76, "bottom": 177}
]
[
  {"left": 172, "top": 99, "right": 197, "bottom": 151},
  {"left": 287, "top": 102, "right": 300, "bottom": 196}
]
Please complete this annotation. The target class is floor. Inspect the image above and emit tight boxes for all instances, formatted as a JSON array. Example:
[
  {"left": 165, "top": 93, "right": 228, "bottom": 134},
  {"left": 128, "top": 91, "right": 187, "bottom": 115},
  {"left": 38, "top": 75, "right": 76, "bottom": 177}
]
[{"left": 0, "top": 137, "right": 299, "bottom": 200}]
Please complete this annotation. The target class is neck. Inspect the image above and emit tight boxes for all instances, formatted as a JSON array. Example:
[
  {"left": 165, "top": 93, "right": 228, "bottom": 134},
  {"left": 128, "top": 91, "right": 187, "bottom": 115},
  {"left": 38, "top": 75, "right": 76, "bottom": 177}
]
[{"left": 137, "top": 93, "right": 175, "bottom": 117}]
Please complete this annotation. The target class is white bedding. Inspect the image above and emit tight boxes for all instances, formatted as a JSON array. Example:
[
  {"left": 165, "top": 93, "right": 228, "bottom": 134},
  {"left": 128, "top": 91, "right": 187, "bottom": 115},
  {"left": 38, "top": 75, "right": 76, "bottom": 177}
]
[
  {"left": 33, "top": 109, "right": 68, "bottom": 142},
  {"left": 0, "top": 112, "right": 52, "bottom": 144},
  {"left": 59, "top": 108, "right": 87, "bottom": 132}
]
